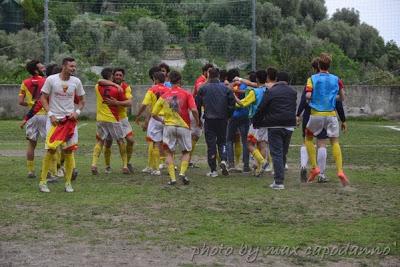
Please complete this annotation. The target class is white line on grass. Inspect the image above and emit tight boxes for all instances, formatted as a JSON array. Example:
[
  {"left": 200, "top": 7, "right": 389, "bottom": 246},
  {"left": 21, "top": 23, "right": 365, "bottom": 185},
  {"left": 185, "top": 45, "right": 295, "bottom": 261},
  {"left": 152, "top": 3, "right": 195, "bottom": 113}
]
[{"left": 383, "top": 126, "right": 400, "bottom": 132}]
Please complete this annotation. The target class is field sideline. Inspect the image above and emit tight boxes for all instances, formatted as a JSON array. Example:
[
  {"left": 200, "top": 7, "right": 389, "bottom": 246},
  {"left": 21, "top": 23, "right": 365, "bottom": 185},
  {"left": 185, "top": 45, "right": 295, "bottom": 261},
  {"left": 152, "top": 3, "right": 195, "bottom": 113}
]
[{"left": 0, "top": 119, "right": 399, "bottom": 266}]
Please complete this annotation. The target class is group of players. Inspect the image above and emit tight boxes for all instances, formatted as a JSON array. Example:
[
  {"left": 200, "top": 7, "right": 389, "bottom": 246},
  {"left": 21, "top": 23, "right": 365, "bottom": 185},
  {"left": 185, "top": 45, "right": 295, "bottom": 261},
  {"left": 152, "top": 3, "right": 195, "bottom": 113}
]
[{"left": 18, "top": 53, "right": 348, "bottom": 192}]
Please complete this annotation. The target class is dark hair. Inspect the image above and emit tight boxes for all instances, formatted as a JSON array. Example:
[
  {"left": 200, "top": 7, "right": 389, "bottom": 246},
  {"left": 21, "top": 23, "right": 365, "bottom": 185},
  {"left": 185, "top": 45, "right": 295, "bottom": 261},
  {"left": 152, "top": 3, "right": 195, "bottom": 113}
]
[
  {"left": 256, "top": 70, "right": 268, "bottom": 84},
  {"left": 159, "top": 63, "right": 170, "bottom": 74},
  {"left": 311, "top": 57, "right": 319, "bottom": 71},
  {"left": 101, "top": 67, "right": 113, "bottom": 80},
  {"left": 277, "top": 71, "right": 290, "bottom": 83},
  {"left": 168, "top": 70, "right": 182, "bottom": 84},
  {"left": 266, "top": 67, "right": 277, "bottom": 81},
  {"left": 247, "top": 71, "right": 257, "bottom": 83},
  {"left": 202, "top": 63, "right": 214, "bottom": 74},
  {"left": 227, "top": 68, "right": 240, "bottom": 83},
  {"left": 219, "top": 69, "right": 227, "bottom": 82},
  {"left": 208, "top": 68, "right": 219, "bottom": 80},
  {"left": 26, "top": 60, "right": 40, "bottom": 76},
  {"left": 153, "top": 71, "right": 166, "bottom": 83},
  {"left": 113, "top": 68, "right": 125, "bottom": 75},
  {"left": 149, "top": 66, "right": 161, "bottom": 81},
  {"left": 318, "top": 53, "right": 331, "bottom": 71},
  {"left": 62, "top": 57, "right": 75, "bottom": 66},
  {"left": 46, "top": 64, "right": 61, "bottom": 76}
]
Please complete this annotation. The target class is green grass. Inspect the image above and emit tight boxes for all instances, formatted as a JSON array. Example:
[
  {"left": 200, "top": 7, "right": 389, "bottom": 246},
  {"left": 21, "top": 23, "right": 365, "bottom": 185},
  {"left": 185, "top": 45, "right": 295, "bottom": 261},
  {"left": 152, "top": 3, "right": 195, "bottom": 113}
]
[{"left": 0, "top": 119, "right": 399, "bottom": 264}]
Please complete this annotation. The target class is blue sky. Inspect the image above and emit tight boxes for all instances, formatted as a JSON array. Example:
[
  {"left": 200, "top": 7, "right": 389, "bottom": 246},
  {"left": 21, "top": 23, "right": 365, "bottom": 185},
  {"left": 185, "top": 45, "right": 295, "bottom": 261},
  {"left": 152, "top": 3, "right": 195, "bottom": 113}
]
[{"left": 325, "top": 0, "right": 400, "bottom": 45}]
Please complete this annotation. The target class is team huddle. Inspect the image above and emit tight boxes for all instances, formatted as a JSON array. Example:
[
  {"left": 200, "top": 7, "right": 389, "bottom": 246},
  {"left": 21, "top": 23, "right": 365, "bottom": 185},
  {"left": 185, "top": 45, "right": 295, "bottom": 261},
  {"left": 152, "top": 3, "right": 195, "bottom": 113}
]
[{"left": 18, "top": 53, "right": 349, "bottom": 193}]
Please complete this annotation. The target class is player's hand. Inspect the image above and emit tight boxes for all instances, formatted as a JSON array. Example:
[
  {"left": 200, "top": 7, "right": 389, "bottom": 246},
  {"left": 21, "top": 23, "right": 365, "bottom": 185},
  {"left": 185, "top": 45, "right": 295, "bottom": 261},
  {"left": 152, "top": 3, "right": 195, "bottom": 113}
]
[
  {"left": 341, "top": 122, "right": 347, "bottom": 133},
  {"left": 296, "top": 116, "right": 301, "bottom": 126},
  {"left": 19, "top": 120, "right": 27, "bottom": 129},
  {"left": 134, "top": 116, "right": 141, "bottom": 125},
  {"left": 50, "top": 115, "right": 58, "bottom": 126},
  {"left": 68, "top": 112, "right": 79, "bottom": 121},
  {"left": 116, "top": 85, "right": 123, "bottom": 93},
  {"left": 103, "top": 97, "right": 118, "bottom": 106}
]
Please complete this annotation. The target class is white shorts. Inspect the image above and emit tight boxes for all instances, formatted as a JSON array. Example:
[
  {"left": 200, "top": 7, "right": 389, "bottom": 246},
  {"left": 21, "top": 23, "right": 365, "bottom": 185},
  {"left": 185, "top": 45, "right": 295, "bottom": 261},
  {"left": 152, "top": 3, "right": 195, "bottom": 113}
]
[
  {"left": 25, "top": 114, "right": 47, "bottom": 141},
  {"left": 96, "top": 121, "right": 125, "bottom": 141},
  {"left": 147, "top": 117, "right": 164, "bottom": 143},
  {"left": 306, "top": 115, "right": 340, "bottom": 138},
  {"left": 45, "top": 117, "right": 78, "bottom": 150},
  {"left": 190, "top": 117, "right": 203, "bottom": 139},
  {"left": 248, "top": 124, "right": 268, "bottom": 144},
  {"left": 163, "top": 126, "right": 192, "bottom": 152},
  {"left": 120, "top": 117, "right": 133, "bottom": 138}
]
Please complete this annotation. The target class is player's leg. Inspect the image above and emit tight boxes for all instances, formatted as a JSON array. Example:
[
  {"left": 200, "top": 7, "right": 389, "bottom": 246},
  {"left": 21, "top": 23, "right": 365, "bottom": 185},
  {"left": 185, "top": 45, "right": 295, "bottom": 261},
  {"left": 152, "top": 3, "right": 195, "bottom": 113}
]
[
  {"left": 316, "top": 136, "right": 328, "bottom": 183},
  {"left": 151, "top": 141, "right": 161, "bottom": 175},
  {"left": 163, "top": 126, "right": 177, "bottom": 185},
  {"left": 305, "top": 116, "right": 323, "bottom": 182},
  {"left": 104, "top": 138, "right": 112, "bottom": 173},
  {"left": 178, "top": 127, "right": 192, "bottom": 185}
]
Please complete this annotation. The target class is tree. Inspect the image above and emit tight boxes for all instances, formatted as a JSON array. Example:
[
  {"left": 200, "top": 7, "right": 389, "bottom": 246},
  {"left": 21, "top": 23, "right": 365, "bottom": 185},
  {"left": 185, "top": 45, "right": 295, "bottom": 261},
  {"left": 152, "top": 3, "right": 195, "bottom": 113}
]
[
  {"left": 117, "top": 8, "right": 152, "bottom": 29},
  {"left": 21, "top": 0, "right": 44, "bottom": 29},
  {"left": 182, "top": 59, "right": 204, "bottom": 85},
  {"left": 384, "top": 41, "right": 400, "bottom": 71},
  {"left": 300, "top": 0, "right": 327, "bottom": 22},
  {"left": 332, "top": 8, "right": 360, "bottom": 26},
  {"left": 136, "top": 17, "right": 169, "bottom": 54},
  {"left": 256, "top": 2, "right": 282, "bottom": 36},
  {"left": 267, "top": 0, "right": 300, "bottom": 18},
  {"left": 356, "top": 23, "right": 385, "bottom": 63},
  {"left": 49, "top": 2, "right": 78, "bottom": 42},
  {"left": 9, "top": 29, "right": 43, "bottom": 60},
  {"left": 108, "top": 26, "right": 143, "bottom": 58}
]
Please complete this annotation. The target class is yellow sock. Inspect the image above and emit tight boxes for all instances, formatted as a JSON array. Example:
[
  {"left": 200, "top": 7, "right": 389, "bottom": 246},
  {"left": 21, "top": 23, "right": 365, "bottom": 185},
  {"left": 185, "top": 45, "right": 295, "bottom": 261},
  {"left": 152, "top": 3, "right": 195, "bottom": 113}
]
[
  {"left": 234, "top": 140, "right": 242, "bottom": 165},
  {"left": 190, "top": 138, "right": 197, "bottom": 159},
  {"left": 40, "top": 152, "right": 53, "bottom": 184},
  {"left": 180, "top": 160, "right": 189, "bottom": 176},
  {"left": 27, "top": 160, "right": 34, "bottom": 173},
  {"left": 55, "top": 149, "right": 61, "bottom": 168},
  {"left": 91, "top": 143, "right": 103, "bottom": 167},
  {"left": 127, "top": 142, "right": 133, "bottom": 163},
  {"left": 168, "top": 163, "right": 176, "bottom": 181},
  {"left": 118, "top": 142, "right": 128, "bottom": 168},
  {"left": 147, "top": 142, "right": 154, "bottom": 168},
  {"left": 251, "top": 149, "right": 264, "bottom": 165},
  {"left": 49, "top": 153, "right": 57, "bottom": 176},
  {"left": 152, "top": 144, "right": 160, "bottom": 170},
  {"left": 104, "top": 146, "right": 111, "bottom": 167},
  {"left": 332, "top": 142, "right": 344, "bottom": 173},
  {"left": 305, "top": 137, "right": 317, "bottom": 168},
  {"left": 60, "top": 150, "right": 65, "bottom": 166},
  {"left": 72, "top": 152, "right": 76, "bottom": 169},
  {"left": 64, "top": 153, "right": 74, "bottom": 185}
]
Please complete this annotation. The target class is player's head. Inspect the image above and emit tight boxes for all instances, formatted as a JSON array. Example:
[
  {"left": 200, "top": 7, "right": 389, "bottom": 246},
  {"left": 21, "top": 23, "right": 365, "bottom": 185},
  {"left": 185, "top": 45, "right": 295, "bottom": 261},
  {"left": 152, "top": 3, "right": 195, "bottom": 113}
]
[
  {"left": 227, "top": 68, "right": 240, "bottom": 83},
  {"left": 61, "top": 57, "right": 76, "bottom": 76},
  {"left": 101, "top": 67, "right": 113, "bottom": 80},
  {"left": 153, "top": 71, "right": 165, "bottom": 84},
  {"left": 311, "top": 57, "right": 320, "bottom": 73},
  {"left": 26, "top": 60, "right": 45, "bottom": 76},
  {"left": 113, "top": 68, "right": 125, "bottom": 84},
  {"left": 266, "top": 67, "right": 277, "bottom": 82},
  {"left": 46, "top": 64, "right": 61, "bottom": 76},
  {"left": 149, "top": 66, "right": 161, "bottom": 81},
  {"left": 159, "top": 63, "right": 170, "bottom": 76},
  {"left": 247, "top": 71, "right": 257, "bottom": 83},
  {"left": 168, "top": 70, "right": 182, "bottom": 85},
  {"left": 256, "top": 70, "right": 267, "bottom": 84},
  {"left": 219, "top": 69, "right": 227, "bottom": 82},
  {"left": 202, "top": 63, "right": 214, "bottom": 77},
  {"left": 277, "top": 71, "right": 290, "bottom": 83},
  {"left": 318, "top": 53, "right": 331, "bottom": 71},
  {"left": 208, "top": 68, "right": 219, "bottom": 80}
]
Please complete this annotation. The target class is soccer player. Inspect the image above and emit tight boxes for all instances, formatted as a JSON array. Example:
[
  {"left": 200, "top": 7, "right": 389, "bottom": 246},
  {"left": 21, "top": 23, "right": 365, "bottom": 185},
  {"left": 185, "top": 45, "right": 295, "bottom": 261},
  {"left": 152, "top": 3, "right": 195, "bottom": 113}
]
[
  {"left": 305, "top": 53, "right": 349, "bottom": 186},
  {"left": 91, "top": 68, "right": 129, "bottom": 175},
  {"left": 152, "top": 71, "right": 200, "bottom": 185},
  {"left": 102, "top": 68, "right": 135, "bottom": 174},
  {"left": 159, "top": 63, "right": 172, "bottom": 88},
  {"left": 136, "top": 69, "right": 169, "bottom": 175},
  {"left": 38, "top": 57, "right": 85, "bottom": 193},
  {"left": 297, "top": 58, "right": 347, "bottom": 183},
  {"left": 18, "top": 60, "right": 47, "bottom": 179}
]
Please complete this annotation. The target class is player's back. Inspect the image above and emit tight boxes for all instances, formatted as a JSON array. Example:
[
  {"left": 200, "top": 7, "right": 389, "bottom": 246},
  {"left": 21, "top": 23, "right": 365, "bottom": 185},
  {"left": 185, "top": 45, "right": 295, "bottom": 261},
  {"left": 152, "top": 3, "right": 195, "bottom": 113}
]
[{"left": 95, "top": 84, "right": 125, "bottom": 122}]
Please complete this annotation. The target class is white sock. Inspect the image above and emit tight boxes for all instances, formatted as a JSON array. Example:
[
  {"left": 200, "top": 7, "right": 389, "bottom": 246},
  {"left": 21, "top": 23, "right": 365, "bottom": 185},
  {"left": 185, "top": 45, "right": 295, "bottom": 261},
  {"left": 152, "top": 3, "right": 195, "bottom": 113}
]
[
  {"left": 300, "top": 145, "right": 308, "bottom": 168},
  {"left": 317, "top": 147, "right": 327, "bottom": 174}
]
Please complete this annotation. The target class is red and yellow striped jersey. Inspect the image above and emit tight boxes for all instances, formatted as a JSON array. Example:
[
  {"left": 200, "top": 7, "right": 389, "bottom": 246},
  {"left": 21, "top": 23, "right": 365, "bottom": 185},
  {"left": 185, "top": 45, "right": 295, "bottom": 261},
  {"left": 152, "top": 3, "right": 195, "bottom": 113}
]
[
  {"left": 95, "top": 84, "right": 127, "bottom": 122},
  {"left": 19, "top": 75, "right": 46, "bottom": 115},
  {"left": 152, "top": 86, "right": 196, "bottom": 129}
]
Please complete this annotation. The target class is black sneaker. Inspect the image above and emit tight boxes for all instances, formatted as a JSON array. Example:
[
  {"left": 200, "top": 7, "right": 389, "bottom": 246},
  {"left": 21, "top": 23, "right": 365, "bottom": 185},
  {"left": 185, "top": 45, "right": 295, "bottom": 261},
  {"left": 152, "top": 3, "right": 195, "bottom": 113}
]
[
  {"left": 300, "top": 167, "right": 307, "bottom": 183},
  {"left": 127, "top": 163, "right": 134, "bottom": 174},
  {"left": 179, "top": 174, "right": 190, "bottom": 185},
  {"left": 167, "top": 180, "right": 177, "bottom": 186},
  {"left": 72, "top": 169, "right": 78, "bottom": 181},
  {"left": 27, "top": 173, "right": 36, "bottom": 179},
  {"left": 220, "top": 161, "right": 229, "bottom": 176},
  {"left": 242, "top": 166, "right": 251, "bottom": 174},
  {"left": 91, "top": 166, "right": 98, "bottom": 175}
]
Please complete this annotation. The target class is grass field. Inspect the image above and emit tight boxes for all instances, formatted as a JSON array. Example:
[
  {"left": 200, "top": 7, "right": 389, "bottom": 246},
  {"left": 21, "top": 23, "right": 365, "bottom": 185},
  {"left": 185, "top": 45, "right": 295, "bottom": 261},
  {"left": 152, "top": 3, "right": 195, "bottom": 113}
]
[{"left": 0, "top": 119, "right": 399, "bottom": 266}]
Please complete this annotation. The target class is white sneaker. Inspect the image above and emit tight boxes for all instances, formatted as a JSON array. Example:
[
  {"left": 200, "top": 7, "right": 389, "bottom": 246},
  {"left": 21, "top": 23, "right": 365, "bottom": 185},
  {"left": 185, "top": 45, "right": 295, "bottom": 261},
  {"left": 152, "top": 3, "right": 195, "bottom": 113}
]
[
  {"left": 285, "top": 163, "right": 289, "bottom": 170},
  {"left": 39, "top": 184, "right": 50, "bottom": 193},
  {"left": 105, "top": 166, "right": 112, "bottom": 174},
  {"left": 269, "top": 181, "right": 285, "bottom": 190},
  {"left": 220, "top": 161, "right": 229, "bottom": 176},
  {"left": 142, "top": 167, "right": 153, "bottom": 173},
  {"left": 206, "top": 171, "right": 218, "bottom": 177},
  {"left": 159, "top": 163, "right": 166, "bottom": 170},
  {"left": 65, "top": 183, "right": 74, "bottom": 193},
  {"left": 151, "top": 170, "right": 161, "bottom": 176},
  {"left": 56, "top": 168, "right": 65, "bottom": 177}
]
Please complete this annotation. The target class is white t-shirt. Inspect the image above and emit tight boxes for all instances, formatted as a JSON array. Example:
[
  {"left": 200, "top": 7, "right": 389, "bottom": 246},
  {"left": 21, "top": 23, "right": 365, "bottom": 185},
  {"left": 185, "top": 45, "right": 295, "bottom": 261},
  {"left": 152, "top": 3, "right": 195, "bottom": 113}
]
[{"left": 41, "top": 74, "right": 85, "bottom": 119}]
